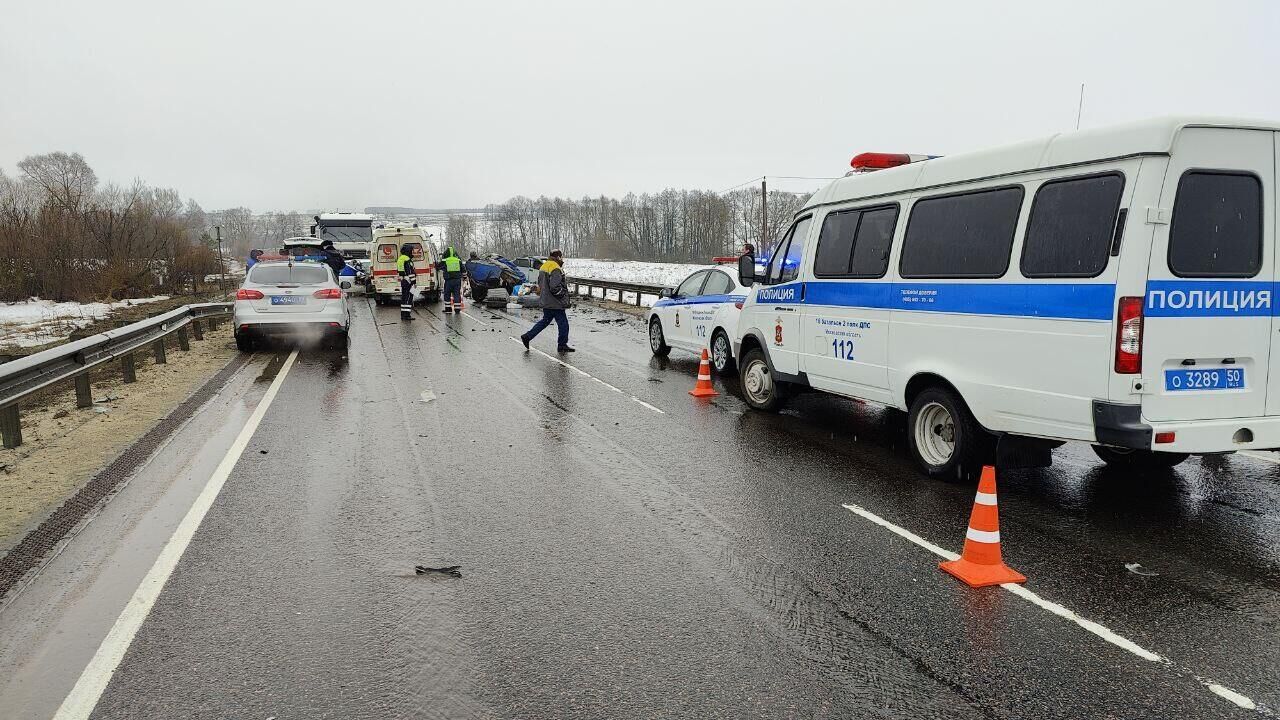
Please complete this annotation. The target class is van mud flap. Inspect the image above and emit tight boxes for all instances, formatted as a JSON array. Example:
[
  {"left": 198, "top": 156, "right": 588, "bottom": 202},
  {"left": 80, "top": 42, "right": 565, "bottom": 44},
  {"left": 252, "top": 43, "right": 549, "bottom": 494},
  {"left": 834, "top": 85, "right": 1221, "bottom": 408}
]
[{"left": 995, "top": 434, "right": 1057, "bottom": 470}]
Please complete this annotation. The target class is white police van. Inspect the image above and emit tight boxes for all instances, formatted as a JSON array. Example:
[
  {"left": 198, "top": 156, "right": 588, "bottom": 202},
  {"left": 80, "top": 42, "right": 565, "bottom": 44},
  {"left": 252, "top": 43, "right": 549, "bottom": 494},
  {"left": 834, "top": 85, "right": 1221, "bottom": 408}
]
[
  {"left": 648, "top": 266, "right": 749, "bottom": 373},
  {"left": 734, "top": 117, "right": 1279, "bottom": 479}
]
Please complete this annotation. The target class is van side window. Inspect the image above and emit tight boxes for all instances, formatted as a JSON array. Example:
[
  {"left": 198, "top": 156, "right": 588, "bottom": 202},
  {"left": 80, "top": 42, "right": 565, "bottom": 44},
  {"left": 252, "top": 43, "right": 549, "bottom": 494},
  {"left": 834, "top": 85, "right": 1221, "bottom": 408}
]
[
  {"left": 1021, "top": 174, "right": 1124, "bottom": 278},
  {"left": 778, "top": 216, "right": 812, "bottom": 283},
  {"left": 900, "top": 186, "right": 1024, "bottom": 279},
  {"left": 813, "top": 205, "right": 899, "bottom": 278},
  {"left": 766, "top": 230, "right": 793, "bottom": 284},
  {"left": 1169, "top": 171, "right": 1262, "bottom": 278}
]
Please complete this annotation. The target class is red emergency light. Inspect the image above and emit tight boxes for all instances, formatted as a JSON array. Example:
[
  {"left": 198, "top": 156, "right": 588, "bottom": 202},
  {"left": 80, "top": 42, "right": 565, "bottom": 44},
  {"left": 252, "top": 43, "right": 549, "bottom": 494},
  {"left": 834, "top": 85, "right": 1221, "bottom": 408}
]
[{"left": 850, "top": 152, "right": 912, "bottom": 171}]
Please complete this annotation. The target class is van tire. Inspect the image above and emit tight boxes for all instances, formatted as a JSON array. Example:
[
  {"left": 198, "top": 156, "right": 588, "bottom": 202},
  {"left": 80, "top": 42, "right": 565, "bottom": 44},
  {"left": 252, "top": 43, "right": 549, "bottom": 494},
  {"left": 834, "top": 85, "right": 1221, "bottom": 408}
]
[
  {"left": 1091, "top": 445, "right": 1189, "bottom": 471},
  {"left": 710, "top": 330, "right": 736, "bottom": 374},
  {"left": 907, "top": 386, "right": 987, "bottom": 482},
  {"left": 649, "top": 317, "right": 671, "bottom": 357},
  {"left": 739, "top": 347, "right": 788, "bottom": 411}
]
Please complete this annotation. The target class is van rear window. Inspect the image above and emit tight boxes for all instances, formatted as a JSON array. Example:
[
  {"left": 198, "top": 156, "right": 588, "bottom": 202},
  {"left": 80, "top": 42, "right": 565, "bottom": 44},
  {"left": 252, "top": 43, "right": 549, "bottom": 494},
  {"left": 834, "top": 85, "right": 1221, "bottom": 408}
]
[
  {"left": 1169, "top": 171, "right": 1262, "bottom": 278},
  {"left": 900, "top": 187, "right": 1023, "bottom": 279},
  {"left": 1021, "top": 174, "right": 1124, "bottom": 278}
]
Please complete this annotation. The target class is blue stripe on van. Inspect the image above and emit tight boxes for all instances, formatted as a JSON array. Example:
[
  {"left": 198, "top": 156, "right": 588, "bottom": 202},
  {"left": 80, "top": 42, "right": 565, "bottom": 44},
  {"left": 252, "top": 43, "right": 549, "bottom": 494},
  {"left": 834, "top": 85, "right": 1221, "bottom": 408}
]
[
  {"left": 758, "top": 281, "right": 1117, "bottom": 320},
  {"left": 1144, "top": 280, "right": 1273, "bottom": 317}
]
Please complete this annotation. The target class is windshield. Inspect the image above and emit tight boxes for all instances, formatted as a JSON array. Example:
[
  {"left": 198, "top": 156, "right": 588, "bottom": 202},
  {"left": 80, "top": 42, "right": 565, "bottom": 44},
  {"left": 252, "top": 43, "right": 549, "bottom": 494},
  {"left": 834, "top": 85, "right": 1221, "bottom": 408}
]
[
  {"left": 248, "top": 264, "right": 330, "bottom": 285},
  {"left": 317, "top": 225, "right": 373, "bottom": 244}
]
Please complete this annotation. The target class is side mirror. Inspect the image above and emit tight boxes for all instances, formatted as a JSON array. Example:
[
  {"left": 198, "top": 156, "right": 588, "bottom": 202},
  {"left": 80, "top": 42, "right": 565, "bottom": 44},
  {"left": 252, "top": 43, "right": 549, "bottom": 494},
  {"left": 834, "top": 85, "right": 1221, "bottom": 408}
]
[
  {"left": 340, "top": 281, "right": 352, "bottom": 290},
  {"left": 738, "top": 254, "right": 757, "bottom": 287},
  {"left": 659, "top": 287, "right": 675, "bottom": 298}
]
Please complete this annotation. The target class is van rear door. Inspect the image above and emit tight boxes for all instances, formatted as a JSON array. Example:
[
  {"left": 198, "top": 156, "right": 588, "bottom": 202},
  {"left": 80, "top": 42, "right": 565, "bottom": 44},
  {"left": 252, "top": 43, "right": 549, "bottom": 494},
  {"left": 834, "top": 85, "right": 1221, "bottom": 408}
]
[{"left": 1141, "top": 127, "right": 1274, "bottom": 422}]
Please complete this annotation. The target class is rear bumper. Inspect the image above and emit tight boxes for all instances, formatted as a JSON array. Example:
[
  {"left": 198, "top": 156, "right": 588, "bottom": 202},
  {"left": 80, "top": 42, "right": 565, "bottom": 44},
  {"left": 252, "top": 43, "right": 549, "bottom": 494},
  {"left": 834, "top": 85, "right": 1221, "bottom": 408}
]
[
  {"left": 233, "top": 304, "right": 348, "bottom": 335},
  {"left": 1094, "top": 400, "right": 1280, "bottom": 453}
]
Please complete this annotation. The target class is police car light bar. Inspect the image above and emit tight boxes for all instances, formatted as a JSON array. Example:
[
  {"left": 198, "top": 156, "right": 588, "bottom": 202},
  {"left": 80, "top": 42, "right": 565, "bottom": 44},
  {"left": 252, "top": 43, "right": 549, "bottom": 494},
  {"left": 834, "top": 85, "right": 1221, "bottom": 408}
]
[{"left": 848, "top": 152, "right": 938, "bottom": 173}]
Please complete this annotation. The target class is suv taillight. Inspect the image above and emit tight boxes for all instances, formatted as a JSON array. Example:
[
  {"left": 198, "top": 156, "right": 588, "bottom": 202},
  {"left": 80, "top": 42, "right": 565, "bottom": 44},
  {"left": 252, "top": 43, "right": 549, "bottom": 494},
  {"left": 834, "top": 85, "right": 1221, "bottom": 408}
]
[
  {"left": 313, "top": 288, "right": 343, "bottom": 299},
  {"left": 1115, "top": 296, "right": 1143, "bottom": 374},
  {"left": 236, "top": 289, "right": 264, "bottom": 300}
]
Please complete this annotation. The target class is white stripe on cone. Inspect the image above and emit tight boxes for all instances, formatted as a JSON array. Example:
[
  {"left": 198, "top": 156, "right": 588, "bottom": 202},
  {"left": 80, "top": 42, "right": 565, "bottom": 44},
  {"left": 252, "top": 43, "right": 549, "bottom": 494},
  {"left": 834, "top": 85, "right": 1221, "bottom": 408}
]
[
  {"left": 966, "top": 527, "right": 1001, "bottom": 544},
  {"left": 974, "top": 491, "right": 998, "bottom": 506}
]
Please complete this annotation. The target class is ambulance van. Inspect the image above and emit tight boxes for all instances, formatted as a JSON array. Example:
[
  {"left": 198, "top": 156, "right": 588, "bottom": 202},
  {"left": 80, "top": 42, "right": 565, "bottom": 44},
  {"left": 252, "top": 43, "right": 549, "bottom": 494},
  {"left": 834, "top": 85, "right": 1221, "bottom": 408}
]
[
  {"left": 370, "top": 224, "right": 442, "bottom": 306},
  {"left": 733, "top": 117, "right": 1279, "bottom": 479}
]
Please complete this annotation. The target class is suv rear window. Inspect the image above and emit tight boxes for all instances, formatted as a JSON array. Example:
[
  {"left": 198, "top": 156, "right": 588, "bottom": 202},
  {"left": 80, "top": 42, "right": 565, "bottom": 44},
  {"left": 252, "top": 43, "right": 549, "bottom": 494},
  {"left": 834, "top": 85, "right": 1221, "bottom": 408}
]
[
  {"left": 900, "top": 186, "right": 1023, "bottom": 279},
  {"left": 1169, "top": 171, "right": 1262, "bottom": 278},
  {"left": 249, "top": 264, "right": 331, "bottom": 285},
  {"left": 1021, "top": 174, "right": 1124, "bottom": 278}
]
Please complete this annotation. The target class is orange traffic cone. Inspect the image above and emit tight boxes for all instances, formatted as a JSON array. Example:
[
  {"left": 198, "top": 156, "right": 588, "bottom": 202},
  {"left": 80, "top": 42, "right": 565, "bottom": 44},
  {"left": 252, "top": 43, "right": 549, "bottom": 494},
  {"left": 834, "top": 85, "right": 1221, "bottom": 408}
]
[
  {"left": 689, "top": 348, "right": 719, "bottom": 398},
  {"left": 939, "top": 466, "right": 1026, "bottom": 587}
]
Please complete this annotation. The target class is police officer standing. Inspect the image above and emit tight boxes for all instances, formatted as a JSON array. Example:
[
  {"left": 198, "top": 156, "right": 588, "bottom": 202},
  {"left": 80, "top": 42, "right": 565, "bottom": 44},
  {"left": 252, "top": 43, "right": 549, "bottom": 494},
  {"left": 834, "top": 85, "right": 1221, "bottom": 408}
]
[
  {"left": 440, "top": 246, "right": 463, "bottom": 314},
  {"left": 396, "top": 243, "right": 416, "bottom": 321}
]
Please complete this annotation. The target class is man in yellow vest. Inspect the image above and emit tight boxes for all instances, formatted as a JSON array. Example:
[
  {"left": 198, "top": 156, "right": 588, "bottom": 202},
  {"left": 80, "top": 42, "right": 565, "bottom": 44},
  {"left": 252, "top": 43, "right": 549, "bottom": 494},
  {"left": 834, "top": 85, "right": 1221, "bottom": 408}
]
[
  {"left": 396, "top": 243, "right": 417, "bottom": 321},
  {"left": 441, "top": 246, "right": 463, "bottom": 314}
]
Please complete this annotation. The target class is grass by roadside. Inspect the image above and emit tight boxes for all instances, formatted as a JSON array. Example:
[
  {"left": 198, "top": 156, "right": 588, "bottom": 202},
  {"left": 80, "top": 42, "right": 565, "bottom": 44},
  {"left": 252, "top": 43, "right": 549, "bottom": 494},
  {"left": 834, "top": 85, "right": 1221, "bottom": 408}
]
[{"left": 0, "top": 324, "right": 237, "bottom": 553}]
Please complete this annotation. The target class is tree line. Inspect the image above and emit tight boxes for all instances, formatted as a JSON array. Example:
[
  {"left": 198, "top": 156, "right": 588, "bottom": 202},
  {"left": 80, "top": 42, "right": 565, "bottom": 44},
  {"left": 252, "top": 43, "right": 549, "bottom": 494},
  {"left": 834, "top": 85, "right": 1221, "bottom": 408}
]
[
  {"left": 0, "top": 152, "right": 224, "bottom": 302},
  {"left": 447, "top": 187, "right": 811, "bottom": 262}
]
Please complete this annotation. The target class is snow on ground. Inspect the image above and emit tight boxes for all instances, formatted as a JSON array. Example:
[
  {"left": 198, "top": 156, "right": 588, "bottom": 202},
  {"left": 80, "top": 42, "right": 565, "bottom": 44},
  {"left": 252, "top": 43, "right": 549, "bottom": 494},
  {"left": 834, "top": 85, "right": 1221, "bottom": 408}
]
[
  {"left": 0, "top": 296, "right": 170, "bottom": 349},
  {"left": 567, "top": 258, "right": 717, "bottom": 307}
]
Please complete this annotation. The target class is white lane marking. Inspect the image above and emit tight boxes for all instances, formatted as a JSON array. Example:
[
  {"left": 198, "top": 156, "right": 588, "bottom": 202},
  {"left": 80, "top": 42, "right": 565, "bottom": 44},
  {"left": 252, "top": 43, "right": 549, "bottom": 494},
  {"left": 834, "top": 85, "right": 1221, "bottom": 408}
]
[
  {"left": 511, "top": 337, "right": 664, "bottom": 414},
  {"left": 460, "top": 310, "right": 489, "bottom": 325},
  {"left": 54, "top": 349, "right": 299, "bottom": 720},
  {"left": 1240, "top": 451, "right": 1280, "bottom": 466},
  {"left": 840, "top": 502, "right": 1264, "bottom": 713}
]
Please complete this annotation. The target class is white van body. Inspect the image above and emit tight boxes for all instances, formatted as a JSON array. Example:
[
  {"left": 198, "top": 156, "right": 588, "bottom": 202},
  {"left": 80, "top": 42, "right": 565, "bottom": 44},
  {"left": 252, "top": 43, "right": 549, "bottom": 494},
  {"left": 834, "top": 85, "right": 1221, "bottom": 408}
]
[
  {"left": 370, "top": 224, "right": 442, "bottom": 305},
  {"left": 733, "top": 117, "right": 1280, "bottom": 475}
]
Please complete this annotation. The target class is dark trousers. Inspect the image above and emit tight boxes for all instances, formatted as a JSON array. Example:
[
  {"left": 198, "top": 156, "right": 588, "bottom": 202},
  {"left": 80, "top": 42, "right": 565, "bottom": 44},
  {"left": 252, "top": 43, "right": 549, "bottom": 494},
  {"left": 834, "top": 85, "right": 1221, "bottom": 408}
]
[
  {"left": 444, "top": 278, "right": 462, "bottom": 306},
  {"left": 400, "top": 279, "right": 414, "bottom": 317},
  {"left": 523, "top": 309, "right": 569, "bottom": 347}
]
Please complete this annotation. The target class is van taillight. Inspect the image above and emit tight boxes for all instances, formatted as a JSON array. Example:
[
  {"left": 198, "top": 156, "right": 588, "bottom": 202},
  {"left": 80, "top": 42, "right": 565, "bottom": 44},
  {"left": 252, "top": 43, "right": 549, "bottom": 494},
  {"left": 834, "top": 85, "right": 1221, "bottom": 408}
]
[
  {"left": 236, "top": 289, "right": 264, "bottom": 300},
  {"left": 1115, "top": 296, "right": 1144, "bottom": 374}
]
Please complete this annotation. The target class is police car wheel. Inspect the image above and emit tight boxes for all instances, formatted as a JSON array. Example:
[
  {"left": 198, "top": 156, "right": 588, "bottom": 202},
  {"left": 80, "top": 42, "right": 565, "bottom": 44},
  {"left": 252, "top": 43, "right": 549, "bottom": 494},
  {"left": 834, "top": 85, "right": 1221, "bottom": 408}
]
[
  {"left": 648, "top": 318, "right": 671, "bottom": 357},
  {"left": 710, "top": 330, "right": 735, "bottom": 374},
  {"left": 1091, "top": 445, "right": 1188, "bottom": 471},
  {"left": 739, "top": 348, "right": 785, "bottom": 411},
  {"left": 234, "top": 333, "right": 255, "bottom": 353},
  {"left": 907, "top": 387, "right": 985, "bottom": 482}
]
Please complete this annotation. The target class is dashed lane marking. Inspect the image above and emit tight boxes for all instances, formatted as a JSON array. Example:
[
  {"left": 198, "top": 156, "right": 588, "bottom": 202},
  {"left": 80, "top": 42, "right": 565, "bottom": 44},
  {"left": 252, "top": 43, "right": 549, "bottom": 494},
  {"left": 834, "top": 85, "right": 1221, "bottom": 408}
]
[
  {"left": 511, "top": 337, "right": 664, "bottom": 414},
  {"left": 840, "top": 502, "right": 1266, "bottom": 714},
  {"left": 460, "top": 310, "right": 489, "bottom": 325},
  {"left": 53, "top": 350, "right": 300, "bottom": 720}
]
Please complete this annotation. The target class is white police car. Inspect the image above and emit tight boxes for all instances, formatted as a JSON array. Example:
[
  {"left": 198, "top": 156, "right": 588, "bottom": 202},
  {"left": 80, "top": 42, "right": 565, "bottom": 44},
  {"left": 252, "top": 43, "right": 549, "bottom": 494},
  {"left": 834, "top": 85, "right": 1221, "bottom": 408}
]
[{"left": 647, "top": 266, "right": 749, "bottom": 373}]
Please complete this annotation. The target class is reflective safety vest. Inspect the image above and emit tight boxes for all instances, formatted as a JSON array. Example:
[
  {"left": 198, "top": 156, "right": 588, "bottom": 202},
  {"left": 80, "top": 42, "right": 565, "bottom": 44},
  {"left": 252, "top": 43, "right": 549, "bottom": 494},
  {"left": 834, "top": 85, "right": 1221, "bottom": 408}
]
[
  {"left": 443, "top": 255, "right": 461, "bottom": 273},
  {"left": 396, "top": 254, "right": 415, "bottom": 276}
]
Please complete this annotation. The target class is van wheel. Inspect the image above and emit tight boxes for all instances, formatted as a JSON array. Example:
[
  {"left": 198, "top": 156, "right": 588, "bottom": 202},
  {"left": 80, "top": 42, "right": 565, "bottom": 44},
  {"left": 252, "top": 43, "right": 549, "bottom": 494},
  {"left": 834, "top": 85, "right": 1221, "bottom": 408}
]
[
  {"left": 649, "top": 317, "right": 671, "bottom": 357},
  {"left": 1091, "top": 445, "right": 1189, "bottom": 471},
  {"left": 739, "top": 347, "right": 787, "bottom": 411},
  {"left": 710, "top": 330, "right": 735, "bottom": 374},
  {"left": 907, "top": 386, "right": 988, "bottom": 482}
]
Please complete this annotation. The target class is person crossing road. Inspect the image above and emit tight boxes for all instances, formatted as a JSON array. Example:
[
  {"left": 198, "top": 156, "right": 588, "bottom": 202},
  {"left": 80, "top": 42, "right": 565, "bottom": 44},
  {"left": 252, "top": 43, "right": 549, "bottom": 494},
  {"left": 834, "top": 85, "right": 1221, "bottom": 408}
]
[
  {"left": 396, "top": 243, "right": 416, "bottom": 321},
  {"left": 519, "top": 249, "right": 574, "bottom": 353}
]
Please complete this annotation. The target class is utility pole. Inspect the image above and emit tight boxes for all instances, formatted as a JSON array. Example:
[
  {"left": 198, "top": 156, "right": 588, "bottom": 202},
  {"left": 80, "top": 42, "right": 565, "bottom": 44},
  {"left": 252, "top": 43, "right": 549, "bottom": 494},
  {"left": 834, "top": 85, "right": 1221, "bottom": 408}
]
[
  {"left": 214, "top": 225, "right": 226, "bottom": 296},
  {"left": 760, "top": 177, "right": 768, "bottom": 251}
]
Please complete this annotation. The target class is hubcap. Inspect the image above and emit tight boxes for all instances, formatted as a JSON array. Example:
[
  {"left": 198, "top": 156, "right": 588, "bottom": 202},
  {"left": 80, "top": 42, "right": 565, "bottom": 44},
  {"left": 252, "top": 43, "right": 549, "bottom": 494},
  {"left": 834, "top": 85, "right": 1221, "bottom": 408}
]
[
  {"left": 649, "top": 321, "right": 663, "bottom": 351},
  {"left": 712, "top": 335, "right": 729, "bottom": 370},
  {"left": 914, "top": 401, "right": 956, "bottom": 466},
  {"left": 743, "top": 359, "right": 772, "bottom": 403}
]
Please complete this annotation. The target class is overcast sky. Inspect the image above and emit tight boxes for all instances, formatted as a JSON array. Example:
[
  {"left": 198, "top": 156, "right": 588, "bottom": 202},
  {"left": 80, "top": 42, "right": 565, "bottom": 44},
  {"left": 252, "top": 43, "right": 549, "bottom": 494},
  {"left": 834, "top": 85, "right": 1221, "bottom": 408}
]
[{"left": 3, "top": 0, "right": 1277, "bottom": 212}]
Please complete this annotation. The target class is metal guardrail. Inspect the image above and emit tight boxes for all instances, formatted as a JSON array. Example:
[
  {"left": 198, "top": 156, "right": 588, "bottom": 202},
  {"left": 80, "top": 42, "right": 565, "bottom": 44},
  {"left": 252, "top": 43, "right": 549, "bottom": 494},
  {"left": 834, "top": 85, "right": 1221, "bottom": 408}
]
[
  {"left": 0, "top": 302, "right": 232, "bottom": 449},
  {"left": 568, "top": 277, "right": 665, "bottom": 307}
]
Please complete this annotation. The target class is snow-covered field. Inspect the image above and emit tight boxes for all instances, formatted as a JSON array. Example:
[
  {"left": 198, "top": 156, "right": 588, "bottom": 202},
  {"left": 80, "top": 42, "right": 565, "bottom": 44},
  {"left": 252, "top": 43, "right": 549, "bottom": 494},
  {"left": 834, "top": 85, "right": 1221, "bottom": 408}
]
[
  {"left": 566, "top": 258, "right": 717, "bottom": 307},
  {"left": 0, "top": 296, "right": 170, "bottom": 349}
]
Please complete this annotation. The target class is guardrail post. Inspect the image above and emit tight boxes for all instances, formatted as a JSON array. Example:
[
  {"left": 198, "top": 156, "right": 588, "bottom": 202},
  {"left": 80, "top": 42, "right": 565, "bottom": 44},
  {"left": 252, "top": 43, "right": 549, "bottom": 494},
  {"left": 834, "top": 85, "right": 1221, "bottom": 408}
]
[
  {"left": 191, "top": 319, "right": 203, "bottom": 340},
  {"left": 1, "top": 405, "right": 21, "bottom": 449},
  {"left": 75, "top": 374, "right": 93, "bottom": 408},
  {"left": 121, "top": 354, "right": 137, "bottom": 383},
  {"left": 153, "top": 339, "right": 167, "bottom": 364},
  {"left": 177, "top": 327, "right": 190, "bottom": 351},
  {"left": 208, "top": 317, "right": 220, "bottom": 331},
  {"left": 635, "top": 291, "right": 642, "bottom": 306}
]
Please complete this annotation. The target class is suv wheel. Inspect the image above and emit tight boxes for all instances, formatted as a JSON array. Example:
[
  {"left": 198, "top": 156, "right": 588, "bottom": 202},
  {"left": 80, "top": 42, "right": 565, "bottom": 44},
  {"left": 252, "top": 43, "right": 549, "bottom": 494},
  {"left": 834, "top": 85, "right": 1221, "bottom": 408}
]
[
  {"left": 649, "top": 317, "right": 671, "bottom": 357},
  {"left": 710, "top": 330, "right": 735, "bottom": 374}
]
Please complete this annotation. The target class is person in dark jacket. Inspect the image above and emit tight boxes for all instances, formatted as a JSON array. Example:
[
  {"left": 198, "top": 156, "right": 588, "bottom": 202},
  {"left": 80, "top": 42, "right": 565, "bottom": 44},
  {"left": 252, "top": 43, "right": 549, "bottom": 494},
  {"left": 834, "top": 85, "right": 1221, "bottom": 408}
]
[
  {"left": 319, "top": 240, "right": 347, "bottom": 278},
  {"left": 519, "top": 249, "right": 574, "bottom": 352},
  {"left": 396, "top": 243, "right": 417, "bottom": 321},
  {"left": 246, "top": 248, "right": 264, "bottom": 269},
  {"left": 440, "top": 246, "right": 464, "bottom": 313}
]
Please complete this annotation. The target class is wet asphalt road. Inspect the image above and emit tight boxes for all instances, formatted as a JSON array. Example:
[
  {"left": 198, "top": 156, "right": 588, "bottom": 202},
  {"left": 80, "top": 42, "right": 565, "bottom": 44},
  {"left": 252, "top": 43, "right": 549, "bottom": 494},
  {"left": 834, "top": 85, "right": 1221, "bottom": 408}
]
[{"left": 16, "top": 297, "right": 1280, "bottom": 718}]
